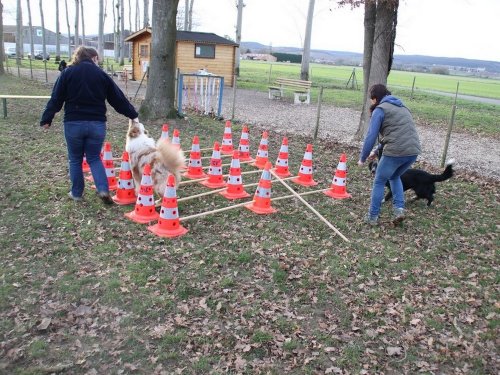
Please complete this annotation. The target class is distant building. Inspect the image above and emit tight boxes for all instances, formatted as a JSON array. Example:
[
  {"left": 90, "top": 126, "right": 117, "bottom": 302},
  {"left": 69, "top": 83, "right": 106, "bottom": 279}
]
[{"left": 241, "top": 53, "right": 277, "bottom": 62}]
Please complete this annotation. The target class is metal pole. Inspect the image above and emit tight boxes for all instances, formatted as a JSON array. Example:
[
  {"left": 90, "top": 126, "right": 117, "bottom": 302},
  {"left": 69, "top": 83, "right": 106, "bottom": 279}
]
[
  {"left": 268, "top": 64, "right": 272, "bottom": 84},
  {"left": 313, "top": 86, "right": 324, "bottom": 142},
  {"left": 410, "top": 76, "right": 416, "bottom": 100},
  {"left": 441, "top": 82, "right": 459, "bottom": 167},
  {"left": 44, "top": 60, "right": 48, "bottom": 83},
  {"left": 2, "top": 99, "right": 7, "bottom": 119},
  {"left": 29, "top": 59, "right": 33, "bottom": 79}
]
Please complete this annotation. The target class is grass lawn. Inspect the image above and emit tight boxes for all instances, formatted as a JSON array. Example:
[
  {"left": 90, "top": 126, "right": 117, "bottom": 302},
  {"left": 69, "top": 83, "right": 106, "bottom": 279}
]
[{"left": 0, "top": 75, "right": 499, "bottom": 374}]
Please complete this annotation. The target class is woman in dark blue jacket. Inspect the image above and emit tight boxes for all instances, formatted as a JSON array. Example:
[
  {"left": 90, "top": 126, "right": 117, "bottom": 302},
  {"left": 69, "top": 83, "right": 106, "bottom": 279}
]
[{"left": 40, "top": 46, "right": 139, "bottom": 204}]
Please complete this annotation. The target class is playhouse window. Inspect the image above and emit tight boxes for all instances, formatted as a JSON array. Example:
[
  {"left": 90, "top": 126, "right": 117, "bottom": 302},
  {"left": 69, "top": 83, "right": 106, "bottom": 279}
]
[
  {"left": 139, "top": 44, "right": 149, "bottom": 58},
  {"left": 195, "top": 44, "right": 215, "bottom": 59}
]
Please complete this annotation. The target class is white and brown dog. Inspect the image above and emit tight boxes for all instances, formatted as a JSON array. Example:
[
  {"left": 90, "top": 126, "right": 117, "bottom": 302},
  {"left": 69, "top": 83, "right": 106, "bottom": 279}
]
[{"left": 125, "top": 120, "right": 185, "bottom": 197}]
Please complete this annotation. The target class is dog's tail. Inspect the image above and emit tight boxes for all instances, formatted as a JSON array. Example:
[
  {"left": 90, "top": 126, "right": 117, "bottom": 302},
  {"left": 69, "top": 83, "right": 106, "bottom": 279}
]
[
  {"left": 157, "top": 140, "right": 186, "bottom": 175},
  {"left": 432, "top": 159, "right": 454, "bottom": 183}
]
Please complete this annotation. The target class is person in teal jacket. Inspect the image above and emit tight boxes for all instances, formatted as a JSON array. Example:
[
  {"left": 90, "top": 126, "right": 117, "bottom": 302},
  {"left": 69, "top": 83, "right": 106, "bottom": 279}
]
[{"left": 358, "top": 84, "right": 421, "bottom": 226}]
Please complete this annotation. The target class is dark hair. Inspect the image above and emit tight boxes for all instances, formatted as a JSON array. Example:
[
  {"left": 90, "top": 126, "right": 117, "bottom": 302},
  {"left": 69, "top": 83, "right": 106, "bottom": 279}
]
[
  {"left": 70, "top": 46, "right": 98, "bottom": 65},
  {"left": 369, "top": 84, "right": 391, "bottom": 113}
]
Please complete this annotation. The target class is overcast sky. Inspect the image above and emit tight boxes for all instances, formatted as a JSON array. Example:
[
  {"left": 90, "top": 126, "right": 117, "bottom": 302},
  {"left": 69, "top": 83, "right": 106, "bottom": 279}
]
[{"left": 3, "top": 0, "right": 499, "bottom": 62}]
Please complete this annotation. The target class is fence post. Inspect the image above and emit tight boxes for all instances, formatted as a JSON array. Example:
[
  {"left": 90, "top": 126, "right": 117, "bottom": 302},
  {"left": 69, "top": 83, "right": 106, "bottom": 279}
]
[
  {"left": 268, "top": 64, "right": 272, "bottom": 84},
  {"left": 44, "top": 60, "right": 48, "bottom": 83},
  {"left": 441, "top": 82, "right": 459, "bottom": 167},
  {"left": 231, "top": 74, "right": 237, "bottom": 120},
  {"left": 410, "top": 76, "right": 416, "bottom": 100},
  {"left": 2, "top": 99, "right": 7, "bottom": 119},
  {"left": 313, "top": 86, "right": 324, "bottom": 142},
  {"left": 29, "top": 58, "right": 33, "bottom": 79}
]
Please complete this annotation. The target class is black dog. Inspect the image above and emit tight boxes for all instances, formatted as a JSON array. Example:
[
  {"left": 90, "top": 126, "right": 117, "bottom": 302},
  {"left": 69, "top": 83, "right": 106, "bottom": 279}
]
[{"left": 368, "top": 158, "right": 454, "bottom": 206}]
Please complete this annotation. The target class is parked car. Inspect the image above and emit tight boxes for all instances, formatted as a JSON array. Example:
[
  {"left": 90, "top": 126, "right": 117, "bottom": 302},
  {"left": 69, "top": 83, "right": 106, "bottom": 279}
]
[
  {"left": 5, "top": 47, "right": 17, "bottom": 57},
  {"left": 27, "top": 50, "right": 50, "bottom": 60}
]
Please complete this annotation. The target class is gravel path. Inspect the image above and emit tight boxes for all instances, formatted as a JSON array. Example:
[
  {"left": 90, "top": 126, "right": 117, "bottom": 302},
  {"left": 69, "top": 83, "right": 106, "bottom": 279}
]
[{"left": 221, "top": 89, "right": 500, "bottom": 181}]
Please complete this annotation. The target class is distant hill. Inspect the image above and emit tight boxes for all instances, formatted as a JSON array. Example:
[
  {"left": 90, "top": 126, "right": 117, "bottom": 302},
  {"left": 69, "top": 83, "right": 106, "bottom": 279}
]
[{"left": 240, "top": 41, "right": 500, "bottom": 74}]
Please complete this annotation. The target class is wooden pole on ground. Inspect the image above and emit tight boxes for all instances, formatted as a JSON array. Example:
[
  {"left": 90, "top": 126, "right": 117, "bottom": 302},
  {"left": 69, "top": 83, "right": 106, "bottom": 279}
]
[{"left": 270, "top": 169, "right": 350, "bottom": 243}]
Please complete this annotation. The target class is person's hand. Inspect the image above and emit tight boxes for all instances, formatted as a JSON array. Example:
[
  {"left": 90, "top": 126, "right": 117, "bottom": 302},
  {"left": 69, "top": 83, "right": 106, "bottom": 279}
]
[
  {"left": 367, "top": 151, "right": 377, "bottom": 161},
  {"left": 357, "top": 159, "right": 365, "bottom": 166},
  {"left": 132, "top": 117, "right": 139, "bottom": 123},
  {"left": 41, "top": 124, "right": 50, "bottom": 130}
]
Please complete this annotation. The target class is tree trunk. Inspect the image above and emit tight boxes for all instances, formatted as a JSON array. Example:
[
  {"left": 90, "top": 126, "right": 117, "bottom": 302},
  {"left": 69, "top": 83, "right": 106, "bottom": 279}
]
[
  {"left": 0, "top": 0, "right": 5, "bottom": 75},
  {"left": 234, "top": 0, "right": 243, "bottom": 76},
  {"left": 16, "top": 0, "right": 23, "bottom": 62},
  {"left": 300, "top": 0, "right": 315, "bottom": 81},
  {"left": 120, "top": 0, "right": 125, "bottom": 65},
  {"left": 140, "top": 0, "right": 179, "bottom": 120},
  {"left": 188, "top": 0, "right": 193, "bottom": 30},
  {"left": 64, "top": 0, "right": 72, "bottom": 58},
  {"left": 55, "top": 0, "right": 61, "bottom": 59},
  {"left": 135, "top": 0, "right": 139, "bottom": 30},
  {"left": 354, "top": 0, "right": 398, "bottom": 140},
  {"left": 26, "top": 0, "right": 34, "bottom": 59},
  {"left": 143, "top": 0, "right": 149, "bottom": 27},
  {"left": 98, "top": 0, "right": 104, "bottom": 59},
  {"left": 354, "top": 0, "right": 376, "bottom": 140},
  {"left": 74, "top": 0, "right": 80, "bottom": 46},
  {"left": 80, "top": 0, "right": 86, "bottom": 44},
  {"left": 39, "top": 0, "right": 47, "bottom": 59},
  {"left": 183, "top": 0, "right": 188, "bottom": 30},
  {"left": 113, "top": 0, "right": 119, "bottom": 62}
]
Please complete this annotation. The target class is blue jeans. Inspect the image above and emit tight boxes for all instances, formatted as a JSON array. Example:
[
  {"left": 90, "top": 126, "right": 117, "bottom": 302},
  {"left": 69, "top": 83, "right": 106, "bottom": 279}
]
[
  {"left": 369, "top": 154, "right": 417, "bottom": 217},
  {"left": 64, "top": 121, "right": 108, "bottom": 197}
]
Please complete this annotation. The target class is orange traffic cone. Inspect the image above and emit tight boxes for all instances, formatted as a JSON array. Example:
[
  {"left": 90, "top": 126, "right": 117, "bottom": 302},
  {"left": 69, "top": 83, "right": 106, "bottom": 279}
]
[
  {"left": 273, "top": 137, "right": 291, "bottom": 178},
  {"left": 112, "top": 151, "right": 137, "bottom": 205},
  {"left": 238, "top": 125, "right": 254, "bottom": 162},
  {"left": 324, "top": 153, "right": 352, "bottom": 199},
  {"left": 220, "top": 120, "right": 234, "bottom": 155},
  {"left": 184, "top": 135, "right": 207, "bottom": 179},
  {"left": 252, "top": 131, "right": 269, "bottom": 169},
  {"left": 124, "top": 164, "right": 159, "bottom": 223},
  {"left": 292, "top": 144, "right": 318, "bottom": 187},
  {"left": 158, "top": 123, "right": 169, "bottom": 143},
  {"left": 102, "top": 142, "right": 118, "bottom": 190},
  {"left": 148, "top": 174, "right": 188, "bottom": 238},
  {"left": 82, "top": 155, "right": 90, "bottom": 173},
  {"left": 245, "top": 162, "right": 277, "bottom": 214},
  {"left": 171, "top": 129, "right": 181, "bottom": 150},
  {"left": 200, "top": 142, "right": 227, "bottom": 188},
  {"left": 220, "top": 150, "right": 250, "bottom": 200}
]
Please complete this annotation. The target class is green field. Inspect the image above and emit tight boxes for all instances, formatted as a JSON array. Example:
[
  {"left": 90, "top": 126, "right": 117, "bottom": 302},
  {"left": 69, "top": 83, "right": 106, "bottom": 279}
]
[{"left": 238, "top": 60, "right": 500, "bottom": 137}]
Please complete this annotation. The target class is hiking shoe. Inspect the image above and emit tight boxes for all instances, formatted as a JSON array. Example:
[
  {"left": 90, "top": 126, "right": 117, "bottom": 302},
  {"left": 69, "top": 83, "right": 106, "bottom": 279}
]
[
  {"left": 97, "top": 191, "right": 114, "bottom": 205},
  {"left": 68, "top": 191, "right": 83, "bottom": 202},
  {"left": 392, "top": 208, "right": 405, "bottom": 225},
  {"left": 364, "top": 213, "right": 379, "bottom": 226}
]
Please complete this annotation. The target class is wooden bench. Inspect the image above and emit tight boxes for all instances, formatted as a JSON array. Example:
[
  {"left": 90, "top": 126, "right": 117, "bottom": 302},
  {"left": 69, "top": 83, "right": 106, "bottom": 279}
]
[
  {"left": 0, "top": 95, "right": 51, "bottom": 118},
  {"left": 268, "top": 77, "right": 312, "bottom": 104}
]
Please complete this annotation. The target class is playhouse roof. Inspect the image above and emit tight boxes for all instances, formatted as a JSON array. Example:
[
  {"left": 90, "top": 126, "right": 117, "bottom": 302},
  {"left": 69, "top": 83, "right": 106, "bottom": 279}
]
[{"left": 125, "top": 28, "right": 238, "bottom": 46}]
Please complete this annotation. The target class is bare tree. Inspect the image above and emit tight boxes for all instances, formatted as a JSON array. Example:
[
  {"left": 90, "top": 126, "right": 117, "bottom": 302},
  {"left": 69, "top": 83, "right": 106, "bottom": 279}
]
[
  {"left": 80, "top": 0, "right": 86, "bottom": 44},
  {"left": 143, "top": 0, "right": 149, "bottom": 27},
  {"left": 234, "top": 0, "right": 244, "bottom": 76},
  {"left": 120, "top": 0, "right": 125, "bottom": 65},
  {"left": 300, "top": 0, "right": 315, "bottom": 81},
  {"left": 26, "top": 0, "right": 34, "bottom": 59},
  {"left": 183, "top": 0, "right": 188, "bottom": 30},
  {"left": 74, "top": 0, "right": 80, "bottom": 46},
  {"left": 187, "top": 0, "right": 193, "bottom": 30},
  {"left": 98, "top": 0, "right": 104, "bottom": 59},
  {"left": 55, "top": 0, "right": 61, "bottom": 59},
  {"left": 353, "top": 0, "right": 399, "bottom": 139},
  {"left": 64, "top": 0, "right": 72, "bottom": 58},
  {"left": 139, "top": 0, "right": 179, "bottom": 120},
  {"left": 39, "top": 0, "right": 47, "bottom": 59},
  {"left": 16, "top": 0, "right": 23, "bottom": 61},
  {"left": 113, "top": 0, "right": 119, "bottom": 62},
  {"left": 135, "top": 0, "right": 139, "bottom": 30},
  {"left": 0, "top": 0, "right": 5, "bottom": 75}
]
